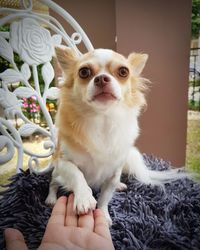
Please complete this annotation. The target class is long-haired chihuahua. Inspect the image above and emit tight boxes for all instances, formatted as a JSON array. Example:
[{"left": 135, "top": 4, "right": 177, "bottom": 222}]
[{"left": 44, "top": 47, "right": 186, "bottom": 225}]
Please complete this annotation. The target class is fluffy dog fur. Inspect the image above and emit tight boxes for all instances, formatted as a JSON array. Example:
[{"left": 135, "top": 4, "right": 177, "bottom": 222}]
[{"left": 44, "top": 47, "right": 186, "bottom": 224}]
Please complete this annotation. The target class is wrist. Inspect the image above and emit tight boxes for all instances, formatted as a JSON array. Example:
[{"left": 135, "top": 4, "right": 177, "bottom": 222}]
[{"left": 38, "top": 242, "right": 66, "bottom": 250}]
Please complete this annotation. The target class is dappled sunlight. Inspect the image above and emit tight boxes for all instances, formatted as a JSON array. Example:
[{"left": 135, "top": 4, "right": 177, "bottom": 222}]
[{"left": 0, "top": 137, "right": 51, "bottom": 187}]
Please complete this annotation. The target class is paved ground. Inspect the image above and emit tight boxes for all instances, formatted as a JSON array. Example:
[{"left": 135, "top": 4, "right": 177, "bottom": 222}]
[
  {"left": 0, "top": 140, "right": 49, "bottom": 176},
  {"left": 188, "top": 110, "right": 200, "bottom": 120}
]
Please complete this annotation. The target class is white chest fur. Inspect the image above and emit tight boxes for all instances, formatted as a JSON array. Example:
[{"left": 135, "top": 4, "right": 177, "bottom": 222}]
[{"left": 60, "top": 105, "right": 139, "bottom": 188}]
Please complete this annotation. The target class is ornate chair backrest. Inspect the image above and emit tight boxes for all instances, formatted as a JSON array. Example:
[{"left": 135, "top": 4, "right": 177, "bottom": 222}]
[{"left": 0, "top": 0, "right": 93, "bottom": 173}]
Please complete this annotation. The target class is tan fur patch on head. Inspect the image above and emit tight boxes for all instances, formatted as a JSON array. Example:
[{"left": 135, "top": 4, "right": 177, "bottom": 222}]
[
  {"left": 123, "top": 52, "right": 149, "bottom": 108},
  {"left": 56, "top": 83, "right": 96, "bottom": 153},
  {"left": 124, "top": 75, "right": 148, "bottom": 108}
]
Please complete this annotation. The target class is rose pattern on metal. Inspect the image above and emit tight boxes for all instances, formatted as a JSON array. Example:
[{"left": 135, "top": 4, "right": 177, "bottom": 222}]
[
  {"left": 0, "top": 0, "right": 93, "bottom": 173},
  {"left": 10, "top": 18, "right": 54, "bottom": 65}
]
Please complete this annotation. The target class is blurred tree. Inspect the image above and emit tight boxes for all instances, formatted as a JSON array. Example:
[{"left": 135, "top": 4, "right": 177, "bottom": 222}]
[{"left": 192, "top": 0, "right": 200, "bottom": 39}]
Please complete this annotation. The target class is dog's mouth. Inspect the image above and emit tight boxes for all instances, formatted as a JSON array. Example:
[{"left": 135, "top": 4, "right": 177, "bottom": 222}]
[{"left": 92, "top": 92, "right": 117, "bottom": 102}]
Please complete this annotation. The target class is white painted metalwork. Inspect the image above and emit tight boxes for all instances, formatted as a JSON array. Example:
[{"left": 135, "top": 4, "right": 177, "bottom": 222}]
[{"left": 0, "top": 0, "right": 94, "bottom": 173}]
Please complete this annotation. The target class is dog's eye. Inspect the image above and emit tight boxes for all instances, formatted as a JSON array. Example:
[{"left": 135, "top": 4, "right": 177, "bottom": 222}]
[
  {"left": 118, "top": 67, "right": 129, "bottom": 77},
  {"left": 79, "top": 67, "right": 92, "bottom": 79}
]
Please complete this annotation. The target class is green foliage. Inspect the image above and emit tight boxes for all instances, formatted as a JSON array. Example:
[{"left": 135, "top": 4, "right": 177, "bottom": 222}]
[
  {"left": 192, "top": 0, "right": 200, "bottom": 38},
  {"left": 0, "top": 25, "right": 9, "bottom": 32},
  {"left": 188, "top": 99, "right": 200, "bottom": 111},
  {"left": 0, "top": 25, "right": 11, "bottom": 72},
  {"left": 0, "top": 24, "right": 57, "bottom": 125},
  {"left": 189, "top": 78, "right": 200, "bottom": 86},
  {"left": 0, "top": 57, "right": 10, "bottom": 73},
  {"left": 0, "top": 25, "right": 23, "bottom": 72}
]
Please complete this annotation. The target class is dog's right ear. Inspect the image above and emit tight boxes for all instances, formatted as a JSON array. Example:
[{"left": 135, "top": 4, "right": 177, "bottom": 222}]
[
  {"left": 55, "top": 46, "right": 77, "bottom": 71},
  {"left": 128, "top": 53, "right": 148, "bottom": 76}
]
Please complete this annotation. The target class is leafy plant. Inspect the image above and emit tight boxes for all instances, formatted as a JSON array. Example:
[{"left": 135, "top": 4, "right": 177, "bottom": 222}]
[
  {"left": 0, "top": 25, "right": 57, "bottom": 125},
  {"left": 189, "top": 78, "right": 200, "bottom": 86},
  {"left": 192, "top": 0, "right": 200, "bottom": 39},
  {"left": 188, "top": 99, "right": 200, "bottom": 110}
]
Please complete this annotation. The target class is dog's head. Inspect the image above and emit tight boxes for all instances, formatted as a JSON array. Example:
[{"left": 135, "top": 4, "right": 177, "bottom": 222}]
[{"left": 55, "top": 47, "right": 148, "bottom": 111}]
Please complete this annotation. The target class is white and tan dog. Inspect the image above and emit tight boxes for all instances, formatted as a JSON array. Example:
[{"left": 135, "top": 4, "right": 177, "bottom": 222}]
[{"left": 45, "top": 47, "right": 185, "bottom": 224}]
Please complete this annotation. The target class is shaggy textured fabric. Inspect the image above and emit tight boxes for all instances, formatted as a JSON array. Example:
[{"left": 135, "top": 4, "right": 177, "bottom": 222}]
[{"left": 0, "top": 154, "right": 200, "bottom": 250}]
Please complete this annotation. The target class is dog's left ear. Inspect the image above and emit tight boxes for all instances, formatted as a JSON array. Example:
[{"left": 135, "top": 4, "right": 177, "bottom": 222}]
[
  {"left": 55, "top": 46, "right": 77, "bottom": 71},
  {"left": 128, "top": 53, "right": 148, "bottom": 76}
]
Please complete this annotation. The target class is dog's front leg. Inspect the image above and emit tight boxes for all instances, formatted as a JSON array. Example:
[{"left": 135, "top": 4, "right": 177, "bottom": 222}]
[
  {"left": 46, "top": 159, "right": 97, "bottom": 214},
  {"left": 98, "top": 168, "right": 122, "bottom": 225}
]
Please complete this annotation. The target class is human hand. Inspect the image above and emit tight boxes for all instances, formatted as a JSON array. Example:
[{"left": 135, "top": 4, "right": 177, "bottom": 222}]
[{"left": 5, "top": 194, "right": 115, "bottom": 250}]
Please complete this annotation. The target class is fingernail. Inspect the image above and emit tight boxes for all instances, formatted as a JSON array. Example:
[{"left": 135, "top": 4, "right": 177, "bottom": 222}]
[
  {"left": 68, "top": 193, "right": 74, "bottom": 200},
  {"left": 94, "top": 208, "right": 103, "bottom": 217},
  {"left": 58, "top": 196, "right": 67, "bottom": 203}
]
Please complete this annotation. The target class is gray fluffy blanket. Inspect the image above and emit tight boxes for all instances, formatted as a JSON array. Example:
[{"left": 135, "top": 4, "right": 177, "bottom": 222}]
[{"left": 0, "top": 154, "right": 200, "bottom": 250}]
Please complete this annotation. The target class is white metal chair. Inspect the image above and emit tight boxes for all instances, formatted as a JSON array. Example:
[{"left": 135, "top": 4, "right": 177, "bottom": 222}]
[{"left": 0, "top": 0, "right": 93, "bottom": 173}]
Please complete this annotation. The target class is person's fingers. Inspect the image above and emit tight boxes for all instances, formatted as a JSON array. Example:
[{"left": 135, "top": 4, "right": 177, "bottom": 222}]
[
  {"left": 4, "top": 228, "right": 28, "bottom": 250},
  {"left": 78, "top": 210, "right": 94, "bottom": 231},
  {"left": 94, "top": 209, "right": 112, "bottom": 240},
  {"left": 47, "top": 196, "right": 67, "bottom": 226},
  {"left": 65, "top": 193, "right": 78, "bottom": 227}
]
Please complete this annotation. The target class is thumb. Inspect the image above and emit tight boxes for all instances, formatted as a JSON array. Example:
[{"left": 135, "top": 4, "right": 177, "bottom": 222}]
[{"left": 4, "top": 228, "right": 28, "bottom": 250}]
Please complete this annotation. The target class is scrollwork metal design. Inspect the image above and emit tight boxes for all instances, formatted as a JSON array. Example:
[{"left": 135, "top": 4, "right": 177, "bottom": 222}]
[{"left": 0, "top": 0, "right": 93, "bottom": 173}]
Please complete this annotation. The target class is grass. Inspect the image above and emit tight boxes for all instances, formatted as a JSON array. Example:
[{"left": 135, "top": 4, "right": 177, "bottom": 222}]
[{"left": 186, "top": 117, "right": 200, "bottom": 175}]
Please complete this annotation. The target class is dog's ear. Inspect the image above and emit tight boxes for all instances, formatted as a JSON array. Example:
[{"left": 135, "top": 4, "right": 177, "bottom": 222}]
[
  {"left": 55, "top": 46, "right": 77, "bottom": 71},
  {"left": 128, "top": 53, "right": 148, "bottom": 76}
]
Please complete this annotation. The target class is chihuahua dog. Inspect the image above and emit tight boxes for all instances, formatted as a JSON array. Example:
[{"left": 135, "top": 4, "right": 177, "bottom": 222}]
[{"left": 45, "top": 47, "right": 185, "bottom": 224}]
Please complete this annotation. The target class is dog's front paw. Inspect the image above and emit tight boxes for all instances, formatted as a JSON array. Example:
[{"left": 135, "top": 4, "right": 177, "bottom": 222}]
[{"left": 74, "top": 187, "right": 97, "bottom": 214}]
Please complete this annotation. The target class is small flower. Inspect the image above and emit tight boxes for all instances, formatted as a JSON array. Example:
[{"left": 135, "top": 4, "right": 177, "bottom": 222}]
[
  {"left": 23, "top": 103, "right": 28, "bottom": 108},
  {"left": 31, "top": 96, "right": 37, "bottom": 100}
]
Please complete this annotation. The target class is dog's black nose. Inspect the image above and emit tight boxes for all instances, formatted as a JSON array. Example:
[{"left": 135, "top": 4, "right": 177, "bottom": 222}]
[{"left": 94, "top": 74, "right": 111, "bottom": 88}]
